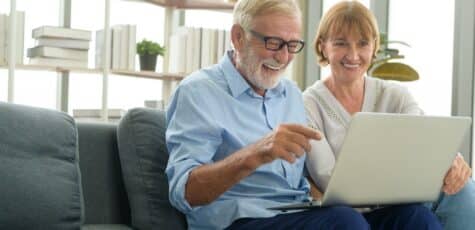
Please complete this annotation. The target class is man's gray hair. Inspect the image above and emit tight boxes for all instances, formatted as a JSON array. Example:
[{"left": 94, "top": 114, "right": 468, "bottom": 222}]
[{"left": 233, "top": 0, "right": 301, "bottom": 31}]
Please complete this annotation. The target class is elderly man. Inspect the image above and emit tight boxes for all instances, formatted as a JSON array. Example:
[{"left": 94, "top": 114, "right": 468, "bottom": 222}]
[{"left": 165, "top": 0, "right": 441, "bottom": 229}]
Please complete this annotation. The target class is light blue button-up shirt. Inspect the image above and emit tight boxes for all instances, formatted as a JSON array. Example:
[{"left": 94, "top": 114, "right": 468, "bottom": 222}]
[{"left": 166, "top": 51, "right": 311, "bottom": 229}]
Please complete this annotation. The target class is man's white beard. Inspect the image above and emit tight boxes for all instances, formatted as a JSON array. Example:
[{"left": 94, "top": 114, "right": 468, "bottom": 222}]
[{"left": 237, "top": 46, "right": 286, "bottom": 90}]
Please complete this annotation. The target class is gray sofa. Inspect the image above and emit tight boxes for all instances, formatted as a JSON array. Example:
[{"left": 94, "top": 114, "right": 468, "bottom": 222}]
[{"left": 0, "top": 102, "right": 186, "bottom": 230}]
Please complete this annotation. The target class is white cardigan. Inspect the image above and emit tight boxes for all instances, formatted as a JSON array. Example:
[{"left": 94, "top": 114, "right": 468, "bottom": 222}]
[{"left": 302, "top": 76, "right": 423, "bottom": 191}]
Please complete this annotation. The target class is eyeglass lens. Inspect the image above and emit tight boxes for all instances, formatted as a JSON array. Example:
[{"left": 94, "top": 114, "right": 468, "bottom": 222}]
[{"left": 265, "top": 38, "right": 304, "bottom": 53}]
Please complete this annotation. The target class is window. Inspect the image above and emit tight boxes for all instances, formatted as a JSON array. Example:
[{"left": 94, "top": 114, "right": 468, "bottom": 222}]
[
  {"left": 69, "top": 0, "right": 167, "bottom": 112},
  {"left": 69, "top": 73, "right": 102, "bottom": 110},
  {"left": 0, "top": 70, "right": 8, "bottom": 102},
  {"left": 185, "top": 10, "right": 232, "bottom": 30},
  {"left": 323, "top": 0, "right": 370, "bottom": 13},
  {"left": 5, "top": 0, "right": 60, "bottom": 109},
  {"left": 15, "top": 71, "right": 57, "bottom": 109},
  {"left": 2, "top": 0, "right": 169, "bottom": 112},
  {"left": 389, "top": 0, "right": 454, "bottom": 116},
  {"left": 0, "top": 2, "right": 9, "bottom": 103},
  {"left": 108, "top": 75, "right": 163, "bottom": 109}
]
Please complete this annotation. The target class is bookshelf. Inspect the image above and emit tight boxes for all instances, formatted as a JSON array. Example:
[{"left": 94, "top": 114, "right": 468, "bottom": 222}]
[
  {"left": 0, "top": 64, "right": 185, "bottom": 80},
  {"left": 137, "top": 0, "right": 234, "bottom": 10},
  {"left": 3, "top": 0, "right": 233, "bottom": 121}
]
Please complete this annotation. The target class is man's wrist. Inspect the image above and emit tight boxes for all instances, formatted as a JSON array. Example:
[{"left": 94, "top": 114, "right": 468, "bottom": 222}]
[{"left": 237, "top": 145, "right": 263, "bottom": 171}]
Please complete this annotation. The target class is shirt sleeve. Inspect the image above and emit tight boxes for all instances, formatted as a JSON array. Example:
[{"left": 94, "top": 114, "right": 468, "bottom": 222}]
[
  {"left": 306, "top": 138, "right": 335, "bottom": 191},
  {"left": 303, "top": 89, "right": 336, "bottom": 191},
  {"left": 303, "top": 89, "right": 323, "bottom": 131},
  {"left": 398, "top": 85, "right": 424, "bottom": 115},
  {"left": 165, "top": 82, "right": 222, "bottom": 213}
]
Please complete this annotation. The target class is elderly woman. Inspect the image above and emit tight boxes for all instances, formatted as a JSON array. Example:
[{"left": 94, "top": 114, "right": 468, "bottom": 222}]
[{"left": 303, "top": 1, "right": 475, "bottom": 229}]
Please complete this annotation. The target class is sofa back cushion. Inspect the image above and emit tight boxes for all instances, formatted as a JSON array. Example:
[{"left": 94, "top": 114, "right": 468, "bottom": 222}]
[
  {"left": 0, "top": 102, "right": 82, "bottom": 230},
  {"left": 117, "top": 108, "right": 186, "bottom": 230},
  {"left": 77, "top": 122, "right": 131, "bottom": 225}
]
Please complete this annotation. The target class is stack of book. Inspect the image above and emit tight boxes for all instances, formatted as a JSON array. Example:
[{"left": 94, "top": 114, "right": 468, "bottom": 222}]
[
  {"left": 144, "top": 100, "right": 164, "bottom": 110},
  {"left": 168, "top": 26, "right": 231, "bottom": 74},
  {"left": 0, "top": 11, "right": 25, "bottom": 65},
  {"left": 95, "top": 24, "right": 136, "bottom": 71},
  {"left": 28, "top": 26, "right": 91, "bottom": 68}
]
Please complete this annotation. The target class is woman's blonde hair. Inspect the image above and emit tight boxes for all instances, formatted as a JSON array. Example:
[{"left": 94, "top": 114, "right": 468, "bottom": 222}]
[
  {"left": 314, "top": 1, "right": 380, "bottom": 66},
  {"left": 233, "top": 0, "right": 301, "bottom": 32}
]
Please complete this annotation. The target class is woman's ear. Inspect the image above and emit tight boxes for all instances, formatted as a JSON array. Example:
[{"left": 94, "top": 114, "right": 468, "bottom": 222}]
[
  {"left": 319, "top": 41, "right": 326, "bottom": 58},
  {"left": 318, "top": 40, "right": 330, "bottom": 65},
  {"left": 231, "top": 24, "right": 245, "bottom": 52}
]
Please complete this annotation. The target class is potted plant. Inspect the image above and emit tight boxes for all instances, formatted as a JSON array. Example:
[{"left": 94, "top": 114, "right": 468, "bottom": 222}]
[{"left": 137, "top": 39, "right": 165, "bottom": 71}]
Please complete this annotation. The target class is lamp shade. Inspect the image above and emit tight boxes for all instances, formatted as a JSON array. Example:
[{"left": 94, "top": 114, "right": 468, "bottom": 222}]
[{"left": 369, "top": 62, "right": 419, "bottom": 81}]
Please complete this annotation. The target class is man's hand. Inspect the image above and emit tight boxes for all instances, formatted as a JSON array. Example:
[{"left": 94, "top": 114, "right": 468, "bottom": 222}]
[
  {"left": 184, "top": 124, "right": 320, "bottom": 206},
  {"left": 246, "top": 124, "right": 321, "bottom": 168},
  {"left": 443, "top": 153, "right": 472, "bottom": 195}
]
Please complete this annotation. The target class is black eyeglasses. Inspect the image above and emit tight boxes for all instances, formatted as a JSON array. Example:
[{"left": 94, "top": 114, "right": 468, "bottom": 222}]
[{"left": 248, "top": 30, "right": 305, "bottom": 54}]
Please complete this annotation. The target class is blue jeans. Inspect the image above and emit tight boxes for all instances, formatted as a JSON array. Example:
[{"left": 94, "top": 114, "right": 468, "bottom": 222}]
[
  {"left": 226, "top": 204, "right": 441, "bottom": 230},
  {"left": 426, "top": 179, "right": 475, "bottom": 230}
]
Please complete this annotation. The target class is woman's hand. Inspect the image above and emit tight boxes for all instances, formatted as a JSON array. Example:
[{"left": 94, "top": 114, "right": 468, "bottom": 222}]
[
  {"left": 443, "top": 153, "right": 472, "bottom": 195},
  {"left": 307, "top": 177, "right": 323, "bottom": 200}
]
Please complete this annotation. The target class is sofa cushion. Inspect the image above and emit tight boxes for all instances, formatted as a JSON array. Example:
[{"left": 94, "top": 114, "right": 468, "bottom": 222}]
[
  {"left": 77, "top": 122, "right": 130, "bottom": 226},
  {"left": 117, "top": 108, "right": 186, "bottom": 230},
  {"left": 0, "top": 102, "right": 82, "bottom": 230},
  {"left": 81, "top": 224, "right": 133, "bottom": 230}
]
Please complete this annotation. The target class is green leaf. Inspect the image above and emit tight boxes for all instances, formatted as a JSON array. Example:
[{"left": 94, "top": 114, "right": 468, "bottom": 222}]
[{"left": 136, "top": 39, "right": 165, "bottom": 56}]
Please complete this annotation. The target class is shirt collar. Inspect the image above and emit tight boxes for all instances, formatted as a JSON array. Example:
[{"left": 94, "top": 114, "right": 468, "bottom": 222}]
[{"left": 220, "top": 50, "right": 286, "bottom": 98}]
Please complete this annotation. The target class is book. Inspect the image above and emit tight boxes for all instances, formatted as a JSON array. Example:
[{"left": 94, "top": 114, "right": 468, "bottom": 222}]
[
  {"left": 169, "top": 30, "right": 187, "bottom": 73},
  {"left": 95, "top": 25, "right": 136, "bottom": 70},
  {"left": 32, "top": 26, "right": 92, "bottom": 41},
  {"left": 200, "top": 28, "right": 212, "bottom": 68},
  {"left": 181, "top": 26, "right": 201, "bottom": 73},
  {"left": 15, "top": 11, "right": 25, "bottom": 64},
  {"left": 119, "top": 25, "right": 128, "bottom": 69},
  {"left": 95, "top": 29, "right": 106, "bottom": 68},
  {"left": 216, "top": 29, "right": 225, "bottom": 62},
  {"left": 27, "top": 46, "right": 88, "bottom": 61},
  {"left": 111, "top": 26, "right": 122, "bottom": 70},
  {"left": 3, "top": 11, "right": 25, "bottom": 64},
  {"left": 209, "top": 29, "right": 218, "bottom": 64},
  {"left": 0, "top": 14, "right": 6, "bottom": 65},
  {"left": 73, "top": 108, "right": 126, "bottom": 118},
  {"left": 224, "top": 29, "right": 231, "bottom": 52},
  {"left": 29, "top": 57, "right": 87, "bottom": 68},
  {"left": 192, "top": 27, "right": 202, "bottom": 71},
  {"left": 144, "top": 100, "right": 164, "bottom": 110},
  {"left": 116, "top": 24, "right": 137, "bottom": 70},
  {"left": 35, "top": 38, "right": 90, "bottom": 50},
  {"left": 127, "top": 25, "right": 136, "bottom": 71},
  {"left": 184, "top": 27, "right": 194, "bottom": 73}
]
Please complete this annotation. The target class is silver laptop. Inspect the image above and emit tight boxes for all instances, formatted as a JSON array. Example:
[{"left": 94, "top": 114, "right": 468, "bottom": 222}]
[{"left": 270, "top": 112, "right": 471, "bottom": 211}]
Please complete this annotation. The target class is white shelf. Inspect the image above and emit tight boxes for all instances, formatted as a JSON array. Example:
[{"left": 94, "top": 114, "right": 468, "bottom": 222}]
[
  {"left": 4, "top": 0, "right": 224, "bottom": 119},
  {"left": 131, "top": 0, "right": 234, "bottom": 10},
  {"left": 1, "top": 64, "right": 186, "bottom": 81},
  {"left": 112, "top": 69, "right": 185, "bottom": 81},
  {"left": 15, "top": 64, "right": 101, "bottom": 74}
]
